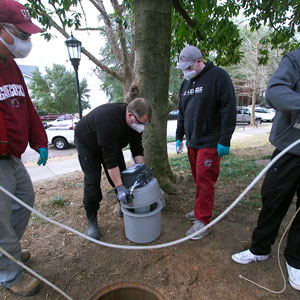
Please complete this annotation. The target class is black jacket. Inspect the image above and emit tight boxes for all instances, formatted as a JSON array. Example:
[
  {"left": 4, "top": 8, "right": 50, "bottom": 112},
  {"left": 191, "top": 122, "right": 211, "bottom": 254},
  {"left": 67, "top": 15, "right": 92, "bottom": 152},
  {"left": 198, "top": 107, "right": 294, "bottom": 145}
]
[
  {"left": 176, "top": 62, "right": 236, "bottom": 148},
  {"left": 75, "top": 103, "right": 144, "bottom": 169}
]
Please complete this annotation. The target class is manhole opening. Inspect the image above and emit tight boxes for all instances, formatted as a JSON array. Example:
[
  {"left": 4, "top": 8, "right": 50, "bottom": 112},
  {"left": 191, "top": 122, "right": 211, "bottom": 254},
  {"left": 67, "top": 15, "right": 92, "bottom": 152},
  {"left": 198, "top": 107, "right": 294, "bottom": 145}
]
[{"left": 90, "top": 282, "right": 165, "bottom": 300}]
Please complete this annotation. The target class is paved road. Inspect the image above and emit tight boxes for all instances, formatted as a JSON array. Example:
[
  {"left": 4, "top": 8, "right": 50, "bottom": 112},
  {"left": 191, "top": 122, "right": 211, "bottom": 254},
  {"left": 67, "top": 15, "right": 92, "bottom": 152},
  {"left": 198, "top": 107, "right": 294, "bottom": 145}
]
[
  {"left": 21, "top": 120, "right": 180, "bottom": 163},
  {"left": 23, "top": 122, "right": 272, "bottom": 183}
]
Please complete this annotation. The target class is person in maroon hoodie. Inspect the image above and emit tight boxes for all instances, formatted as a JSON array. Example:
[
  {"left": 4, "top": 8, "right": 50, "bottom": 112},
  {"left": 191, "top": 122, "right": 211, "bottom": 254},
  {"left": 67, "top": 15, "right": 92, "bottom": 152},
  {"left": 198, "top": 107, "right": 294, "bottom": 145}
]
[{"left": 0, "top": 0, "right": 48, "bottom": 297}]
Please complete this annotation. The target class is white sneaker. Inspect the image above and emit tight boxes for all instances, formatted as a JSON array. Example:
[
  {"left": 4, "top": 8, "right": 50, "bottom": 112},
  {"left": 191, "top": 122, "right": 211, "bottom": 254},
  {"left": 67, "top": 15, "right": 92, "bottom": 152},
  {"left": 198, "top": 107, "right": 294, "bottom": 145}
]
[
  {"left": 286, "top": 262, "right": 300, "bottom": 291},
  {"left": 231, "top": 249, "right": 268, "bottom": 264},
  {"left": 185, "top": 211, "right": 196, "bottom": 221},
  {"left": 185, "top": 220, "right": 211, "bottom": 240}
]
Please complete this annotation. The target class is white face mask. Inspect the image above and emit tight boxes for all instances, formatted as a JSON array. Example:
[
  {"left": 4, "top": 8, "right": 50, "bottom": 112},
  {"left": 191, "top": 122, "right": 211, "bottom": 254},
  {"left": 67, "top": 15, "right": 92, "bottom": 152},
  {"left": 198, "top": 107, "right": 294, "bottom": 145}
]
[
  {"left": 130, "top": 123, "right": 145, "bottom": 133},
  {"left": 183, "top": 69, "right": 197, "bottom": 81},
  {"left": 0, "top": 26, "right": 32, "bottom": 58}
]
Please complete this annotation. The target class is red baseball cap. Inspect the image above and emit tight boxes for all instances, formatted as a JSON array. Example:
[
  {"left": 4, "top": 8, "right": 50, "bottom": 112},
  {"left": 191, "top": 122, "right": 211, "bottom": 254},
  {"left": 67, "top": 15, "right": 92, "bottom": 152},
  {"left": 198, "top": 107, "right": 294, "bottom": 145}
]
[{"left": 0, "top": 0, "right": 43, "bottom": 34}]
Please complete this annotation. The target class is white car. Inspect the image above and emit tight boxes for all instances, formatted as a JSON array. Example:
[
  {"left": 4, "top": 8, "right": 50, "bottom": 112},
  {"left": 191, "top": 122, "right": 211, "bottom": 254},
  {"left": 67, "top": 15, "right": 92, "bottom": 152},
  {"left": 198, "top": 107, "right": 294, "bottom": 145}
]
[
  {"left": 254, "top": 108, "right": 275, "bottom": 122},
  {"left": 168, "top": 110, "right": 179, "bottom": 120},
  {"left": 46, "top": 127, "right": 75, "bottom": 150},
  {"left": 48, "top": 114, "right": 79, "bottom": 129}
]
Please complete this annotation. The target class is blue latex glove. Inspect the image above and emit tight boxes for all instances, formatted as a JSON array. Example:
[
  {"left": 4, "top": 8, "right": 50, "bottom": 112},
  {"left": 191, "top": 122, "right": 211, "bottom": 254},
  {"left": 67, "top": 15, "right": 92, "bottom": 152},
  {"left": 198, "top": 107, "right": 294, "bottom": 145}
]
[
  {"left": 37, "top": 148, "right": 48, "bottom": 166},
  {"left": 176, "top": 139, "right": 183, "bottom": 154},
  {"left": 217, "top": 144, "right": 230, "bottom": 157},
  {"left": 116, "top": 185, "right": 130, "bottom": 204}
]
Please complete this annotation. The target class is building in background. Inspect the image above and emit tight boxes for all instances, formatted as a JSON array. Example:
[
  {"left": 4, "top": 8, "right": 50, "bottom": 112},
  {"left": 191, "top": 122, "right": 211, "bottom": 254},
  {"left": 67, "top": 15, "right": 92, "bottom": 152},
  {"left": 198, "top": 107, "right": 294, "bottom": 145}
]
[
  {"left": 18, "top": 64, "right": 38, "bottom": 86},
  {"left": 18, "top": 64, "right": 45, "bottom": 116}
]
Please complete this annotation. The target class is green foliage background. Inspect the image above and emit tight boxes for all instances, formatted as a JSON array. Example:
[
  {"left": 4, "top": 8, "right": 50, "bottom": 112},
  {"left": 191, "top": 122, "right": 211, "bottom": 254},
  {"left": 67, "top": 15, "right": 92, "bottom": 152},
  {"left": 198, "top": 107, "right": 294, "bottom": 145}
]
[
  {"left": 29, "top": 64, "right": 91, "bottom": 114},
  {"left": 25, "top": 0, "right": 300, "bottom": 107}
]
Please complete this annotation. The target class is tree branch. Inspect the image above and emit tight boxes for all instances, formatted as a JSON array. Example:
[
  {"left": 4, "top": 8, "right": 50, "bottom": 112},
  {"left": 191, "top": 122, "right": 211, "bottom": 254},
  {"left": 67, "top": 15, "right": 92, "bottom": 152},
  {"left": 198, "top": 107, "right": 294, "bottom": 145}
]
[
  {"left": 81, "top": 47, "right": 123, "bottom": 82},
  {"left": 37, "top": 9, "right": 123, "bottom": 82},
  {"left": 130, "top": 18, "right": 135, "bottom": 68},
  {"left": 89, "top": 0, "right": 123, "bottom": 62},
  {"left": 172, "top": 0, "right": 196, "bottom": 27},
  {"left": 76, "top": 27, "right": 105, "bottom": 32},
  {"left": 172, "top": 0, "right": 204, "bottom": 41},
  {"left": 110, "top": 0, "right": 131, "bottom": 78},
  {"left": 249, "top": 0, "right": 276, "bottom": 31}
]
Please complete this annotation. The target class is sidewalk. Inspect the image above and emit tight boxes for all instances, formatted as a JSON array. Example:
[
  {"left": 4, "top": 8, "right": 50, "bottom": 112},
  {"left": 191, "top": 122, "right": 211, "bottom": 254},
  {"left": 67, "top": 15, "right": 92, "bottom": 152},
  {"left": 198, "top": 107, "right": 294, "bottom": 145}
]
[
  {"left": 27, "top": 124, "right": 271, "bottom": 183},
  {"left": 26, "top": 143, "right": 178, "bottom": 183}
]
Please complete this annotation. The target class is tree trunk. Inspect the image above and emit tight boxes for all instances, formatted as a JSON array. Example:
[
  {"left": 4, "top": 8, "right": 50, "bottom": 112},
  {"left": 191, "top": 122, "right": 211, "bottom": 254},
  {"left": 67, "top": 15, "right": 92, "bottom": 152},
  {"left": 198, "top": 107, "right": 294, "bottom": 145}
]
[
  {"left": 250, "top": 63, "right": 259, "bottom": 126},
  {"left": 134, "top": 0, "right": 175, "bottom": 190}
]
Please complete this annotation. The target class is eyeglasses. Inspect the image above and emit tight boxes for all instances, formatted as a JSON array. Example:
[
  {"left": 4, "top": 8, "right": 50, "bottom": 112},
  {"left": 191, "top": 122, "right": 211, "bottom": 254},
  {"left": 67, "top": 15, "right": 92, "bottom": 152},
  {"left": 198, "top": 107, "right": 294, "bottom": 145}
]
[
  {"left": 131, "top": 112, "right": 150, "bottom": 125},
  {"left": 2, "top": 23, "right": 31, "bottom": 41},
  {"left": 186, "top": 61, "right": 197, "bottom": 70}
]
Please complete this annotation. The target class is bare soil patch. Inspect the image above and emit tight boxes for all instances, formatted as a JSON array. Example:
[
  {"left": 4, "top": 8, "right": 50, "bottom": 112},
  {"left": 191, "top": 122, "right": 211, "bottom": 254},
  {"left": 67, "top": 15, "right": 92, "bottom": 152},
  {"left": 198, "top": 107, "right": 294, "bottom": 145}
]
[{"left": 1, "top": 144, "right": 299, "bottom": 299}]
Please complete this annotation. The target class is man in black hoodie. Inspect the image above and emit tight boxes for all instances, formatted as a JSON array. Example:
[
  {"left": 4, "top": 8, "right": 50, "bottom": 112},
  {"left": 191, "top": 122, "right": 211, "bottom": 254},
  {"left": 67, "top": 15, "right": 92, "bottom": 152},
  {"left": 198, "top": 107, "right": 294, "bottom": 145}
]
[
  {"left": 75, "top": 98, "right": 152, "bottom": 240},
  {"left": 175, "top": 46, "right": 236, "bottom": 240}
]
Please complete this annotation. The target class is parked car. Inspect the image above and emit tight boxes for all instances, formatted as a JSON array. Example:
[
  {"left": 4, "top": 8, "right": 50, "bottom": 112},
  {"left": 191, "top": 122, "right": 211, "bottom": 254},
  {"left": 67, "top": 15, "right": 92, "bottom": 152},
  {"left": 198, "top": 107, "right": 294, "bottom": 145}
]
[
  {"left": 254, "top": 107, "right": 275, "bottom": 122},
  {"left": 40, "top": 113, "right": 62, "bottom": 122},
  {"left": 236, "top": 106, "right": 262, "bottom": 125},
  {"left": 236, "top": 106, "right": 251, "bottom": 124},
  {"left": 247, "top": 106, "right": 275, "bottom": 122},
  {"left": 48, "top": 114, "right": 79, "bottom": 129},
  {"left": 268, "top": 108, "right": 276, "bottom": 114},
  {"left": 168, "top": 110, "right": 179, "bottom": 120},
  {"left": 46, "top": 127, "right": 75, "bottom": 150}
]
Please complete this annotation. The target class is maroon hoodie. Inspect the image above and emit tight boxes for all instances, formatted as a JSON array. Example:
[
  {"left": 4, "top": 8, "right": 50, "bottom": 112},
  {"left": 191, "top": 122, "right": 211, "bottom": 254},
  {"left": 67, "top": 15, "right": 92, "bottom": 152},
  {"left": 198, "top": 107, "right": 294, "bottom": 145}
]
[{"left": 0, "top": 59, "right": 47, "bottom": 158}]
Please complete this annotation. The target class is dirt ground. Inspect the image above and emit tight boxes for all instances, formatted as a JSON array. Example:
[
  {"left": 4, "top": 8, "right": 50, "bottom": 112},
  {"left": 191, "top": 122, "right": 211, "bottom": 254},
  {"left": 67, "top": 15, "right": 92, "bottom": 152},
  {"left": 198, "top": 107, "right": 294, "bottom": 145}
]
[{"left": 1, "top": 144, "right": 299, "bottom": 300}]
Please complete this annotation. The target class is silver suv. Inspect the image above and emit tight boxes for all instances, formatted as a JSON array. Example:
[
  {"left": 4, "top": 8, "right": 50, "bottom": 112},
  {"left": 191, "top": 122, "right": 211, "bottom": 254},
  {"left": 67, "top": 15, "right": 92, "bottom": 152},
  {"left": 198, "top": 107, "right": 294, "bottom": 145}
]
[
  {"left": 236, "top": 106, "right": 251, "bottom": 124},
  {"left": 236, "top": 106, "right": 262, "bottom": 125}
]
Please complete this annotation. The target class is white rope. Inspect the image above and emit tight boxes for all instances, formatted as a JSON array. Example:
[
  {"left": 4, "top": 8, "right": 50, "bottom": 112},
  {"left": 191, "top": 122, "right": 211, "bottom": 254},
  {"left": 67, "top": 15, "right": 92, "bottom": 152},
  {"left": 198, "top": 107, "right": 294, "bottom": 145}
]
[
  {"left": 0, "top": 138, "right": 299, "bottom": 299},
  {"left": 0, "top": 246, "right": 73, "bottom": 300},
  {"left": 1, "top": 139, "right": 300, "bottom": 250}
]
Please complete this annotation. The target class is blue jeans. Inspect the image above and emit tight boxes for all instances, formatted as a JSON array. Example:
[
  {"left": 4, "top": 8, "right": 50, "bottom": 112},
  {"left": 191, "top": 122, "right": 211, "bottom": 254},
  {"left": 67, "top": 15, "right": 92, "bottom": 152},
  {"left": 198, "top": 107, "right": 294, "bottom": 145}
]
[
  {"left": 75, "top": 135, "right": 126, "bottom": 218},
  {"left": 0, "top": 156, "right": 34, "bottom": 288}
]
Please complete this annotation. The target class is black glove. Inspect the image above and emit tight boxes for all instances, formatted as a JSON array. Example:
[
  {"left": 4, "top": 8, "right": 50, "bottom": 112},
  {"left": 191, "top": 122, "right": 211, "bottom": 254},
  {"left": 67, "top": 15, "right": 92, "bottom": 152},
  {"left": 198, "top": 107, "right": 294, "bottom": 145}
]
[{"left": 116, "top": 185, "right": 130, "bottom": 204}]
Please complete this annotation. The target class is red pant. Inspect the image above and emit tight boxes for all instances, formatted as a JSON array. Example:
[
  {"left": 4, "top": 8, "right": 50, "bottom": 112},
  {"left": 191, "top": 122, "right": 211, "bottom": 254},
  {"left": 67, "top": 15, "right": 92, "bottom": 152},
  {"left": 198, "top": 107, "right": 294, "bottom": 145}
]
[{"left": 187, "top": 147, "right": 220, "bottom": 224}]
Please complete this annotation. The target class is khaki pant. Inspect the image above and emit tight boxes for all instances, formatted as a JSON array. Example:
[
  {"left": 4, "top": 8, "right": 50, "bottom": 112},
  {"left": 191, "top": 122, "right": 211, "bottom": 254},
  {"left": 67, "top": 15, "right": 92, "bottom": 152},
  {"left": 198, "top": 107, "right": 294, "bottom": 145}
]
[{"left": 0, "top": 156, "right": 34, "bottom": 288}]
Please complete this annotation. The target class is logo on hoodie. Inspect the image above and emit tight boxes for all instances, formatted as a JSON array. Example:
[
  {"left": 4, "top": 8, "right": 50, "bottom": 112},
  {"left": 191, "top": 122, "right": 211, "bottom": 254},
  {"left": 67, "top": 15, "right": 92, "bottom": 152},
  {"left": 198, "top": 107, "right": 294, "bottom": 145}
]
[
  {"left": 0, "top": 84, "right": 25, "bottom": 101},
  {"left": 183, "top": 86, "right": 203, "bottom": 96}
]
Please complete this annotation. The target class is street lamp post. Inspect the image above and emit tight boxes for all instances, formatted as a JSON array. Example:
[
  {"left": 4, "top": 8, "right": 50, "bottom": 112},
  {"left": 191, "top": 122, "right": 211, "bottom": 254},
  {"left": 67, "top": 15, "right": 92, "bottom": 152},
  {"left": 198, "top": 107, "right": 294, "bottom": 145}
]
[{"left": 65, "top": 33, "right": 82, "bottom": 119}]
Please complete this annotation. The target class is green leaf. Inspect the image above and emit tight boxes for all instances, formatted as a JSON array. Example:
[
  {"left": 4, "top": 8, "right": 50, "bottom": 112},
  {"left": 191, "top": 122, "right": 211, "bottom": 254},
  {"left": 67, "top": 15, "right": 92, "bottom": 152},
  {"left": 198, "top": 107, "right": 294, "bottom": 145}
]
[{"left": 28, "top": 64, "right": 90, "bottom": 114}]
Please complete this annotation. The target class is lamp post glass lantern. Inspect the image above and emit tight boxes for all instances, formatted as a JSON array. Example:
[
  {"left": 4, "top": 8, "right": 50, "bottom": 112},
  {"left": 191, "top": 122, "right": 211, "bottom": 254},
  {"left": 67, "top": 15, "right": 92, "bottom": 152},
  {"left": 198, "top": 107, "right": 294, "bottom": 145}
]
[{"left": 65, "top": 33, "right": 83, "bottom": 119}]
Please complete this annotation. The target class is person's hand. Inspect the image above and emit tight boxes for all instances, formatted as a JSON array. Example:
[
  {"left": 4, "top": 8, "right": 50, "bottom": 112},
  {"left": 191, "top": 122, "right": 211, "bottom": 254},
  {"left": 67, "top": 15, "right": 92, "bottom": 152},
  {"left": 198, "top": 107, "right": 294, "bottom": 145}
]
[
  {"left": 37, "top": 148, "right": 48, "bottom": 166},
  {"left": 116, "top": 185, "right": 130, "bottom": 204},
  {"left": 217, "top": 144, "right": 230, "bottom": 157},
  {"left": 176, "top": 139, "right": 183, "bottom": 154}
]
